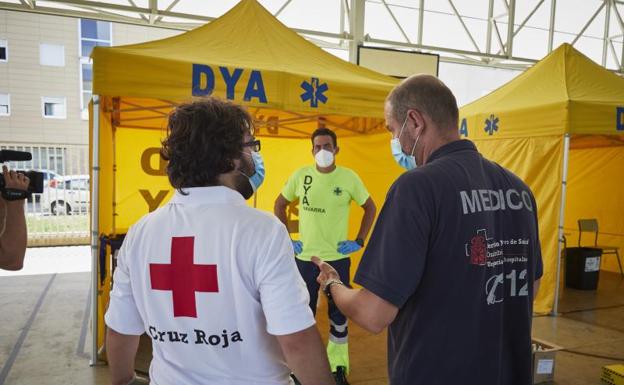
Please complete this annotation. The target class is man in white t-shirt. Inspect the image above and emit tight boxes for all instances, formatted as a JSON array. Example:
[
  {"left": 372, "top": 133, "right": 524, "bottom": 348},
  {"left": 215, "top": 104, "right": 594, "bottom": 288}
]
[{"left": 105, "top": 98, "right": 334, "bottom": 385}]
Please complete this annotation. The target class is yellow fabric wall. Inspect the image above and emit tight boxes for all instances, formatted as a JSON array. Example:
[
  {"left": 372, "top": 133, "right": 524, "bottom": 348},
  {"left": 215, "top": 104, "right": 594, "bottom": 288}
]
[
  {"left": 256, "top": 133, "right": 401, "bottom": 278},
  {"left": 565, "top": 146, "right": 624, "bottom": 273},
  {"left": 102, "top": 119, "right": 401, "bottom": 299},
  {"left": 473, "top": 136, "right": 564, "bottom": 314}
]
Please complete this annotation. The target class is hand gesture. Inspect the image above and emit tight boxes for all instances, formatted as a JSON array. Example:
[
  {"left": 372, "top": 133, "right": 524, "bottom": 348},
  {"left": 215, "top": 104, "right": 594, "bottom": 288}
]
[{"left": 311, "top": 256, "right": 340, "bottom": 288}]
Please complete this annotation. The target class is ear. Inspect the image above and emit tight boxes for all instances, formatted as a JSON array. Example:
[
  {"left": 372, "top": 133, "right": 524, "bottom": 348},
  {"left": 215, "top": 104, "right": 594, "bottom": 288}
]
[
  {"left": 334, "top": 146, "right": 340, "bottom": 155},
  {"left": 407, "top": 109, "right": 426, "bottom": 136},
  {"left": 232, "top": 157, "right": 243, "bottom": 170}
]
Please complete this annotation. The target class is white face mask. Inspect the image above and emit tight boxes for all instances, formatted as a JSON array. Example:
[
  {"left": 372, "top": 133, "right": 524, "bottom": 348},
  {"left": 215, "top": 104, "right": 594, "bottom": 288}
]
[{"left": 314, "top": 149, "right": 335, "bottom": 168}]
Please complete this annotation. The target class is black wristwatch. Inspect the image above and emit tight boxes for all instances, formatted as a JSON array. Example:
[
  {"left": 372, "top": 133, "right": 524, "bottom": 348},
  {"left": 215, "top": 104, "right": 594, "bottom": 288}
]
[
  {"left": 322, "top": 279, "right": 345, "bottom": 300},
  {"left": 355, "top": 238, "right": 365, "bottom": 247}
]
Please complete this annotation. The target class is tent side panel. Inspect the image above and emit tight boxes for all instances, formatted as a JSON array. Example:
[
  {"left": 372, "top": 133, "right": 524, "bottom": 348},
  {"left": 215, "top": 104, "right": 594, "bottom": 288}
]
[
  {"left": 565, "top": 146, "right": 624, "bottom": 273},
  {"left": 474, "top": 136, "right": 564, "bottom": 314}
]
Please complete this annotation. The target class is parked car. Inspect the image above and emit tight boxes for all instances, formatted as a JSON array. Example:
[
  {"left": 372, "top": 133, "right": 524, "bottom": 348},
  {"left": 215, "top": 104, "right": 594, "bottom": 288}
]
[
  {"left": 41, "top": 175, "right": 90, "bottom": 215},
  {"left": 27, "top": 169, "right": 62, "bottom": 204},
  {"left": 41, "top": 169, "right": 62, "bottom": 187}
]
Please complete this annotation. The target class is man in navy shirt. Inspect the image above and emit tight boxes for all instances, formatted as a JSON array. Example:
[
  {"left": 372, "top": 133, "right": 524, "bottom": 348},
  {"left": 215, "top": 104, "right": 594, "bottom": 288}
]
[{"left": 313, "top": 74, "right": 543, "bottom": 385}]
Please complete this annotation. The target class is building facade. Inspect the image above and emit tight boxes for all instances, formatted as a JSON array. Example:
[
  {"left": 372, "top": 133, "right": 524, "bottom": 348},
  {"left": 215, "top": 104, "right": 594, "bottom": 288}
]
[{"left": 0, "top": 10, "right": 179, "bottom": 162}]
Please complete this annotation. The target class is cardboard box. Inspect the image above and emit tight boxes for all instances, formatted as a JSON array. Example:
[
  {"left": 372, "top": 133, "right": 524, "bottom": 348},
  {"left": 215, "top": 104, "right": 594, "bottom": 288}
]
[
  {"left": 602, "top": 364, "right": 624, "bottom": 385},
  {"left": 532, "top": 338, "right": 562, "bottom": 384}
]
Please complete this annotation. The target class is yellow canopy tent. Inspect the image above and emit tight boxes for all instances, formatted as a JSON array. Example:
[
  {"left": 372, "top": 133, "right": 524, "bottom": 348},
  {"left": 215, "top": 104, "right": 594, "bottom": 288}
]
[
  {"left": 89, "top": 0, "right": 399, "bottom": 362},
  {"left": 460, "top": 43, "right": 624, "bottom": 315}
]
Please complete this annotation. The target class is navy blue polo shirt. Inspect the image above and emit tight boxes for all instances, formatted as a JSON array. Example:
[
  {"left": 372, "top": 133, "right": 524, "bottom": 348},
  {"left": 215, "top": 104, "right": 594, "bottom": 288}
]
[{"left": 355, "top": 140, "right": 543, "bottom": 385}]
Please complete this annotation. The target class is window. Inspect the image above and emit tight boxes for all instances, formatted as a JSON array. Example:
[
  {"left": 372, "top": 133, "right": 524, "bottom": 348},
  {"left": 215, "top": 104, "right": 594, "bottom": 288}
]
[
  {"left": 0, "top": 93, "right": 9, "bottom": 116},
  {"left": 80, "top": 63, "right": 93, "bottom": 111},
  {"left": 79, "top": 19, "right": 111, "bottom": 58},
  {"left": 79, "top": 19, "right": 111, "bottom": 119},
  {"left": 42, "top": 97, "right": 66, "bottom": 119},
  {"left": 40, "top": 43, "right": 65, "bottom": 67},
  {"left": 71, "top": 178, "right": 89, "bottom": 190},
  {"left": 0, "top": 40, "right": 7, "bottom": 61}
]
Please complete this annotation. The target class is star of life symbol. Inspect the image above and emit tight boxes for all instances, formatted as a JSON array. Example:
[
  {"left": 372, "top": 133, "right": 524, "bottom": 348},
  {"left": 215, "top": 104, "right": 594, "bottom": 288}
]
[
  {"left": 333, "top": 187, "right": 343, "bottom": 196},
  {"left": 484, "top": 114, "right": 499, "bottom": 136},
  {"left": 300, "top": 77, "right": 328, "bottom": 108}
]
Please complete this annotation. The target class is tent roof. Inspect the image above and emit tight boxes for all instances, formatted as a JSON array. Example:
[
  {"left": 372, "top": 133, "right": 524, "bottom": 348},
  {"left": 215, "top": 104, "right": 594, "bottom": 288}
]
[
  {"left": 92, "top": 0, "right": 397, "bottom": 121},
  {"left": 459, "top": 44, "right": 624, "bottom": 140}
]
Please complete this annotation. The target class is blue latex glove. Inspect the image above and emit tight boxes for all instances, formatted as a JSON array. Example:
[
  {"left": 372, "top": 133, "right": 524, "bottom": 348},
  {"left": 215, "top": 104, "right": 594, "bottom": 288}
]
[
  {"left": 292, "top": 240, "right": 303, "bottom": 255},
  {"left": 337, "top": 240, "right": 362, "bottom": 255}
]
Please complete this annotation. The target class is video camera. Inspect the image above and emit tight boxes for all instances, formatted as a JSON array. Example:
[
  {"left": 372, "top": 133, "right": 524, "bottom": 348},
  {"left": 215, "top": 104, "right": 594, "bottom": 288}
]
[{"left": 0, "top": 150, "right": 44, "bottom": 200}]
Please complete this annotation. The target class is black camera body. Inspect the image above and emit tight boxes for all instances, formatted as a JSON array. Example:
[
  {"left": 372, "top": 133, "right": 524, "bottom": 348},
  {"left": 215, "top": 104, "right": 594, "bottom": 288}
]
[{"left": 0, "top": 150, "right": 44, "bottom": 200}]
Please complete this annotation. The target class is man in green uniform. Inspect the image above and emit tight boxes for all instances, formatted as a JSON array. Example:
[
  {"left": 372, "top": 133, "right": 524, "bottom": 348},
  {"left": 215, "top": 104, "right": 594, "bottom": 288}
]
[{"left": 274, "top": 128, "right": 377, "bottom": 385}]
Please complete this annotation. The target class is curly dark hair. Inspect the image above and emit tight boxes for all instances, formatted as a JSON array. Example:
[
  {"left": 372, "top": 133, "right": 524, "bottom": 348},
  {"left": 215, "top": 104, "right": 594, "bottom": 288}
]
[{"left": 160, "top": 98, "right": 253, "bottom": 190}]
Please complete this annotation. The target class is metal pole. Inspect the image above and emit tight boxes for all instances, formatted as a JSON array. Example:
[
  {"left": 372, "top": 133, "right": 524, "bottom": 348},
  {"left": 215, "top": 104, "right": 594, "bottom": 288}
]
[
  {"left": 612, "top": 2, "right": 624, "bottom": 71},
  {"left": 571, "top": 2, "right": 606, "bottom": 47},
  {"left": 340, "top": 0, "right": 346, "bottom": 46},
  {"left": 448, "top": 0, "right": 481, "bottom": 52},
  {"left": 382, "top": 0, "right": 412, "bottom": 43},
  {"left": 506, "top": 0, "right": 516, "bottom": 58},
  {"left": 603, "top": 0, "right": 612, "bottom": 67},
  {"left": 552, "top": 133, "right": 570, "bottom": 316},
  {"left": 90, "top": 95, "right": 100, "bottom": 365},
  {"left": 486, "top": 0, "right": 494, "bottom": 54},
  {"left": 548, "top": 0, "right": 556, "bottom": 52},
  {"left": 418, "top": 0, "right": 425, "bottom": 45},
  {"left": 349, "top": 0, "right": 365, "bottom": 63}
]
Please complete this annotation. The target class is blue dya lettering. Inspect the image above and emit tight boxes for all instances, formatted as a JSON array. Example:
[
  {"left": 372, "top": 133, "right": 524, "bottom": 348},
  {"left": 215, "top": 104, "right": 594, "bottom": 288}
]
[{"left": 192, "top": 64, "right": 267, "bottom": 103}]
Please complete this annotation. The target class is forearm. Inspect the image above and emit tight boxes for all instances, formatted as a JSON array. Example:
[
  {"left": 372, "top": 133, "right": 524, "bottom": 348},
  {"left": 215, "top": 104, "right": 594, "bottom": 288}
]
[
  {"left": 330, "top": 285, "right": 388, "bottom": 334},
  {"left": 273, "top": 196, "right": 289, "bottom": 227},
  {"left": 275, "top": 208, "right": 288, "bottom": 227},
  {"left": 106, "top": 327, "right": 140, "bottom": 385},
  {"left": 0, "top": 199, "right": 27, "bottom": 270},
  {"left": 277, "top": 326, "right": 333, "bottom": 385},
  {"left": 356, "top": 202, "right": 376, "bottom": 241}
]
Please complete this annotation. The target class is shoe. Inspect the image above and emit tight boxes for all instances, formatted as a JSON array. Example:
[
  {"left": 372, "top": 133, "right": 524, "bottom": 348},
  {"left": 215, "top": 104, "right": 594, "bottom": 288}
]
[{"left": 332, "top": 366, "right": 350, "bottom": 385}]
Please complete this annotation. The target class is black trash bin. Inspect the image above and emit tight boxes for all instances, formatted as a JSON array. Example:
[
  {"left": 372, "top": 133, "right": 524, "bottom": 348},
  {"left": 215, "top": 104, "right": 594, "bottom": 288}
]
[{"left": 565, "top": 247, "right": 602, "bottom": 290}]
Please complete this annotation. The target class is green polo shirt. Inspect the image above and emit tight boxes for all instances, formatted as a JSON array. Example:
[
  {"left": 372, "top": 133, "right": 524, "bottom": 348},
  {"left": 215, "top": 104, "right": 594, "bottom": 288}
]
[{"left": 281, "top": 165, "right": 370, "bottom": 262}]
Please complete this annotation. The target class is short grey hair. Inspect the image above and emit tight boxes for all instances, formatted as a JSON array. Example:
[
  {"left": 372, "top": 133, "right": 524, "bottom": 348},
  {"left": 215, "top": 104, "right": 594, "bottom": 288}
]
[{"left": 387, "top": 74, "right": 459, "bottom": 131}]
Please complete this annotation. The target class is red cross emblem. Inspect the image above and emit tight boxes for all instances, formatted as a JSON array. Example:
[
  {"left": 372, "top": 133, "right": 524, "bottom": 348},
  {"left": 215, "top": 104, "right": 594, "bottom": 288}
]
[{"left": 149, "top": 236, "right": 219, "bottom": 318}]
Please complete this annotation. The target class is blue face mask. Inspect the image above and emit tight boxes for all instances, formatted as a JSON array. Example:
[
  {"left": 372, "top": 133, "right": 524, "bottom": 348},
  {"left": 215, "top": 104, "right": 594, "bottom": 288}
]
[
  {"left": 390, "top": 116, "right": 419, "bottom": 170},
  {"left": 248, "top": 151, "right": 265, "bottom": 192}
]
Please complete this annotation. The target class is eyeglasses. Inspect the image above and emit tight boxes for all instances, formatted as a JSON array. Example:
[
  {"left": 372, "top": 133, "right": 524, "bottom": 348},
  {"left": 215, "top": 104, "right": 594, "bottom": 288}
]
[{"left": 243, "top": 139, "right": 261, "bottom": 152}]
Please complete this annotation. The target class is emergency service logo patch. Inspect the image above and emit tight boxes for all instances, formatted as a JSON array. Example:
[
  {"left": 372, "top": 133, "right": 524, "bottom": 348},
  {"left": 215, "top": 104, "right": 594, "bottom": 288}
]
[
  {"left": 301, "top": 77, "right": 328, "bottom": 108},
  {"left": 333, "top": 187, "right": 343, "bottom": 196},
  {"left": 469, "top": 232, "right": 487, "bottom": 266},
  {"left": 484, "top": 114, "right": 499, "bottom": 136}
]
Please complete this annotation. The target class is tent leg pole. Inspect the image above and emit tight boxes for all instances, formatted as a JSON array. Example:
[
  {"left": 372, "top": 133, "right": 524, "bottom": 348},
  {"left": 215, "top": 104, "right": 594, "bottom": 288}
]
[
  {"left": 90, "top": 95, "right": 101, "bottom": 365},
  {"left": 552, "top": 133, "right": 570, "bottom": 316}
]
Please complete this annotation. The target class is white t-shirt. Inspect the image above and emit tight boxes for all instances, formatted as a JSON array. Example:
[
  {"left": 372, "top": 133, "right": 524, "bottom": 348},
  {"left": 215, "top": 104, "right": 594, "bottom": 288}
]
[{"left": 105, "top": 186, "right": 315, "bottom": 385}]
